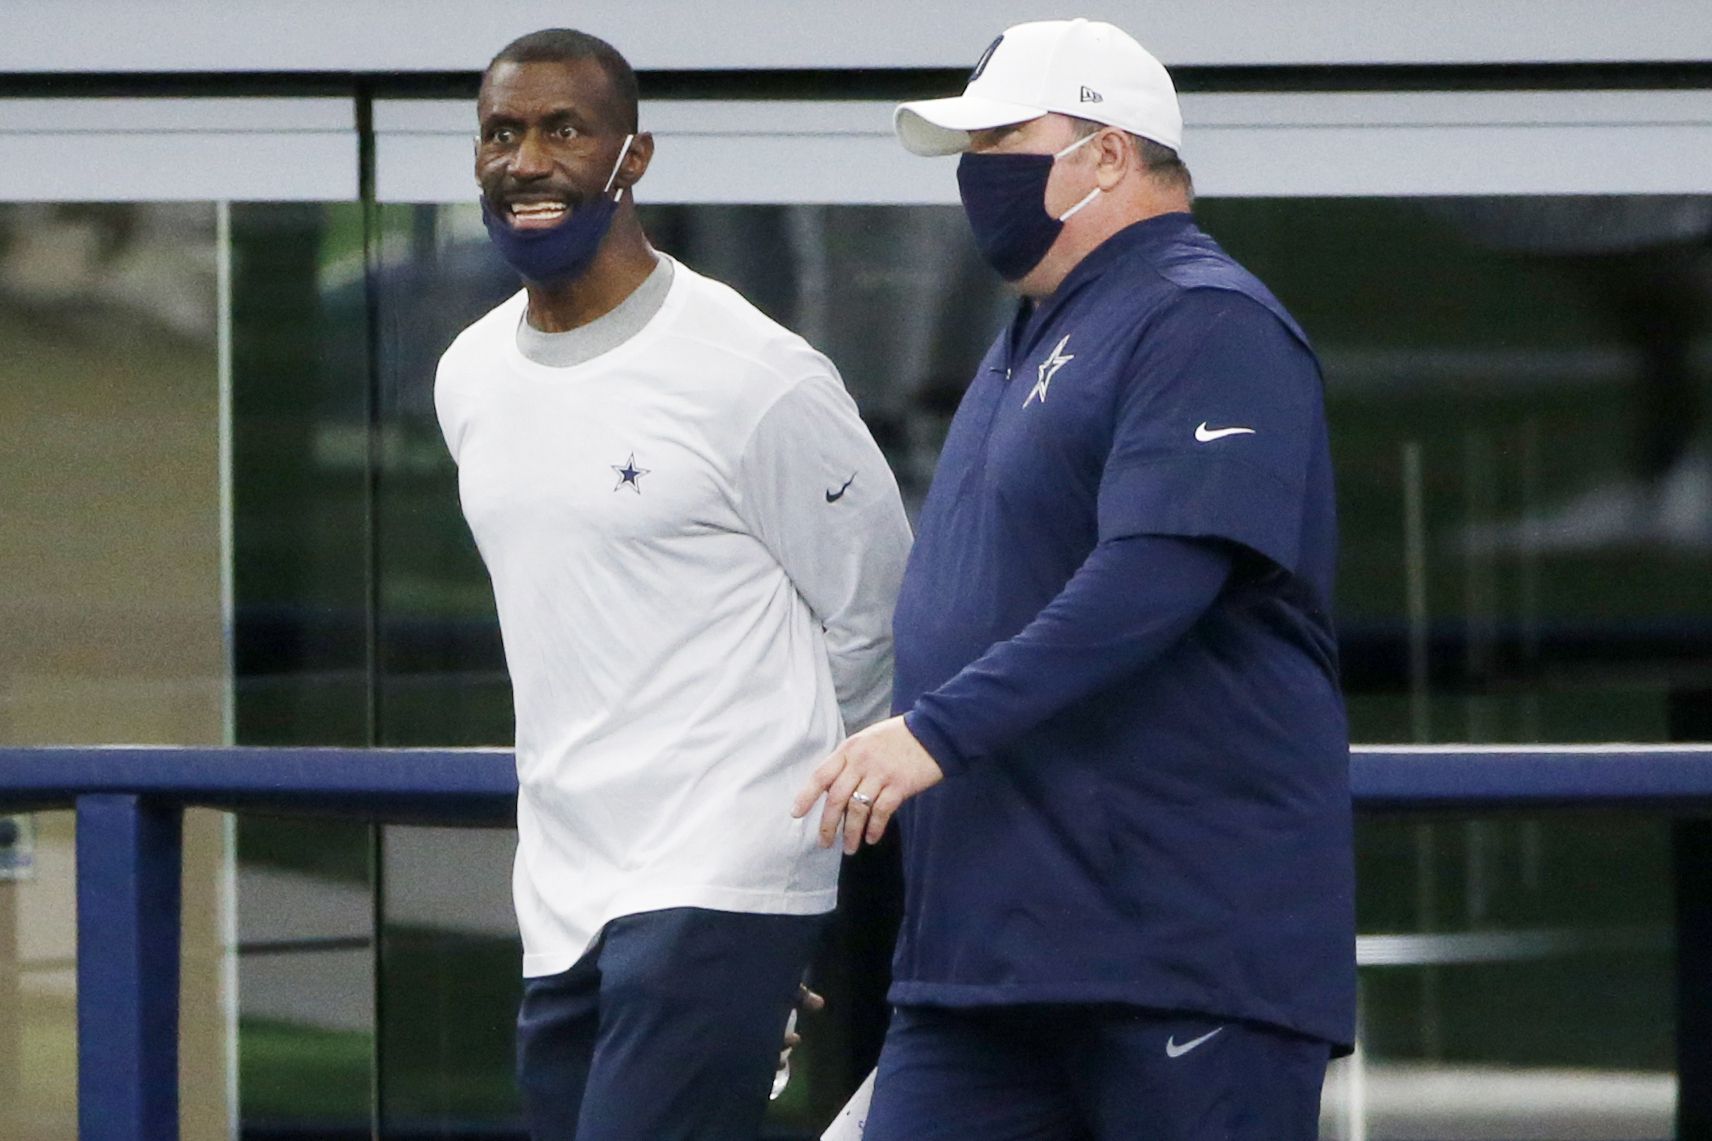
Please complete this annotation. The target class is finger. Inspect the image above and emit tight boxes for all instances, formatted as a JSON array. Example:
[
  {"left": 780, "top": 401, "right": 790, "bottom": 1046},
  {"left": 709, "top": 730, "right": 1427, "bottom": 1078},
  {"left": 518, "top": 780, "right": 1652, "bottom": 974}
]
[
  {"left": 864, "top": 786, "right": 906, "bottom": 846},
  {"left": 798, "top": 985, "right": 827, "bottom": 1013},
  {"left": 841, "top": 787, "right": 879, "bottom": 855},
  {"left": 817, "top": 767, "right": 865, "bottom": 847},
  {"left": 783, "top": 1031, "right": 802, "bottom": 1049},
  {"left": 792, "top": 752, "right": 846, "bottom": 819},
  {"left": 790, "top": 754, "right": 843, "bottom": 819}
]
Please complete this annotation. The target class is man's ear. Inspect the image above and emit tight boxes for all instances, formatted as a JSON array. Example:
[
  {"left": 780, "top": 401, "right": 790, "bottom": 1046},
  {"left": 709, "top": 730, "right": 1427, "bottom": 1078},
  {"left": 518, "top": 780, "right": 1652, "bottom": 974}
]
[
  {"left": 1095, "top": 129, "right": 1132, "bottom": 191},
  {"left": 618, "top": 131, "right": 656, "bottom": 189}
]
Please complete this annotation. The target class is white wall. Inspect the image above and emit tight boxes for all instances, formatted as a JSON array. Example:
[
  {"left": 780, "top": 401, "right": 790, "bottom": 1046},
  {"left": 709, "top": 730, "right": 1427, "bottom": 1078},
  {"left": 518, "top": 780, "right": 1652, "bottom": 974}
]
[
  {"left": 3, "top": 0, "right": 1711, "bottom": 73},
  {"left": 6, "top": 90, "right": 1712, "bottom": 203},
  {"left": 5, "top": 3, "right": 1710, "bottom": 204},
  {"left": 385, "top": 91, "right": 1712, "bottom": 203},
  {"left": 0, "top": 100, "right": 356, "bottom": 201}
]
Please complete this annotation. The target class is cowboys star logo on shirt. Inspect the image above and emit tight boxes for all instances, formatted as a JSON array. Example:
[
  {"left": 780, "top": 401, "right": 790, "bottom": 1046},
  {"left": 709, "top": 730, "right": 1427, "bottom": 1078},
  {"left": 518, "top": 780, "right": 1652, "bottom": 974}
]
[
  {"left": 611, "top": 452, "right": 650, "bottom": 493},
  {"left": 1025, "top": 335, "right": 1075, "bottom": 407}
]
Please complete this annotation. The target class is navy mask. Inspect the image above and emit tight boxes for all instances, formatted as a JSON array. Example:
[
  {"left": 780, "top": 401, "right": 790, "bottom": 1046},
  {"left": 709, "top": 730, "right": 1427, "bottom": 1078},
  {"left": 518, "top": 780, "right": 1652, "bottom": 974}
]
[
  {"left": 956, "top": 131, "right": 1101, "bottom": 281},
  {"left": 483, "top": 133, "right": 634, "bottom": 286}
]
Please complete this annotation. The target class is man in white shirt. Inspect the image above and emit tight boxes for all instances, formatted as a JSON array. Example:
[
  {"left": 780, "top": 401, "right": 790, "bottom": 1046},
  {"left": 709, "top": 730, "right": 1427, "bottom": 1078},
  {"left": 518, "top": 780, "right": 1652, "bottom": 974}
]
[{"left": 435, "top": 28, "right": 911, "bottom": 1140}]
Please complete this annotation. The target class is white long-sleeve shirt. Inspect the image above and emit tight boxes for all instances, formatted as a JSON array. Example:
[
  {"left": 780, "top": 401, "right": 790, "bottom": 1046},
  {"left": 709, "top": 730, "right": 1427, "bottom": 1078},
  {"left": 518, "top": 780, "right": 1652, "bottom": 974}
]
[{"left": 435, "top": 257, "right": 911, "bottom": 976}]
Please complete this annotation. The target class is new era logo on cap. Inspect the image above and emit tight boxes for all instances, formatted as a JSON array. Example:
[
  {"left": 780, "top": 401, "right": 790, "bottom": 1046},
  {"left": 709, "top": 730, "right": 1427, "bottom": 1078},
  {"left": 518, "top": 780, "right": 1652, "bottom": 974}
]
[{"left": 893, "top": 18, "right": 1184, "bottom": 157}]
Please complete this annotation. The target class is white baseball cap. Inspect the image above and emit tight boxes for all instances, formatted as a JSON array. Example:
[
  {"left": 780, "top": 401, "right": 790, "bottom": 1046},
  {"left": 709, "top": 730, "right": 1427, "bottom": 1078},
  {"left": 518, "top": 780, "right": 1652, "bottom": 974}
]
[{"left": 894, "top": 18, "right": 1182, "bottom": 156}]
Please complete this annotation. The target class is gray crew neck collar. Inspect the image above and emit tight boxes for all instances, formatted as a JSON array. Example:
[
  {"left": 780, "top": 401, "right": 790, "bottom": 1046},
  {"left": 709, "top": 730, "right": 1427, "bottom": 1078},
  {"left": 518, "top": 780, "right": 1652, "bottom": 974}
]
[{"left": 515, "top": 255, "right": 675, "bottom": 369}]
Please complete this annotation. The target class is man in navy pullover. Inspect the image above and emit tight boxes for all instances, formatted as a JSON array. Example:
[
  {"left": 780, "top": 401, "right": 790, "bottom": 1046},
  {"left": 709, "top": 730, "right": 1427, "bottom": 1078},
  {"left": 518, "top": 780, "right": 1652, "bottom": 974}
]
[{"left": 793, "top": 18, "right": 1355, "bottom": 1140}]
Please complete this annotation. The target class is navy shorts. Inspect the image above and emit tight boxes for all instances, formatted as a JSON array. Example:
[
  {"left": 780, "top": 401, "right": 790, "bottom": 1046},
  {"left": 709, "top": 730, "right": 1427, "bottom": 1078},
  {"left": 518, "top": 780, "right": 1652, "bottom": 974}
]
[
  {"left": 863, "top": 1004, "right": 1331, "bottom": 1141},
  {"left": 516, "top": 907, "right": 826, "bottom": 1141}
]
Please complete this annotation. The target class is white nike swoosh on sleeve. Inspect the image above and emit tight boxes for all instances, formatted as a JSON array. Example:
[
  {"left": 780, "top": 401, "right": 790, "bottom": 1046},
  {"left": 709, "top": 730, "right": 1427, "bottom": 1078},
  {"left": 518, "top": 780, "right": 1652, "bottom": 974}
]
[{"left": 1195, "top": 423, "right": 1257, "bottom": 443}]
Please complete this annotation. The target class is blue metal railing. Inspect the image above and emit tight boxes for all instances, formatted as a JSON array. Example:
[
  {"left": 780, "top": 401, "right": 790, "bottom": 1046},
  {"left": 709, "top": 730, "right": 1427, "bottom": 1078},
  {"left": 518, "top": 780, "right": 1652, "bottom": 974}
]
[{"left": 5, "top": 743, "right": 1712, "bottom": 1140}]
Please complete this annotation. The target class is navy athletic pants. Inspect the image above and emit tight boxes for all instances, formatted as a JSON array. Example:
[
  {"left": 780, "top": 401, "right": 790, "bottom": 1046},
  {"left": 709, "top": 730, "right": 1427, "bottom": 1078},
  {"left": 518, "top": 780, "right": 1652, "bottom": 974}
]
[
  {"left": 516, "top": 907, "right": 826, "bottom": 1141},
  {"left": 863, "top": 1004, "right": 1332, "bottom": 1141}
]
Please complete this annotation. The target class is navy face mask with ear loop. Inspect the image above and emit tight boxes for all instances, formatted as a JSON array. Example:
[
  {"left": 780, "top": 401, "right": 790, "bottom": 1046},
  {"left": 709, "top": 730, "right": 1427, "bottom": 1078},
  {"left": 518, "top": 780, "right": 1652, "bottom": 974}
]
[
  {"left": 956, "top": 130, "right": 1101, "bottom": 281},
  {"left": 482, "top": 133, "right": 634, "bottom": 286}
]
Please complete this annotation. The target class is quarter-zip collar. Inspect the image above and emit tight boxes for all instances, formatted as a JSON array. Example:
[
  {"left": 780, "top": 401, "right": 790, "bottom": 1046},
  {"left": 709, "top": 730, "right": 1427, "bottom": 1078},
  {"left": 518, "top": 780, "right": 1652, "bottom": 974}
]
[{"left": 1003, "top": 211, "right": 1199, "bottom": 372}]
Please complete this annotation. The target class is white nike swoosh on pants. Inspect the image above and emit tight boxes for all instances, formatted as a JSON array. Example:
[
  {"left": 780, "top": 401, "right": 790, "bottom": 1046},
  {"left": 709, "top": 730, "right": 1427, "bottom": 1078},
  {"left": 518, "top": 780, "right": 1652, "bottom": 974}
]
[{"left": 1165, "top": 1026, "right": 1225, "bottom": 1058}]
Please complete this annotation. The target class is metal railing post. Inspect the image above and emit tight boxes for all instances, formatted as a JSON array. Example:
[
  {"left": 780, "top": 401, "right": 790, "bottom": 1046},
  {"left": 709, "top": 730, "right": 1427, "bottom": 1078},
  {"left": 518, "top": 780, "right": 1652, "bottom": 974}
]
[{"left": 76, "top": 793, "right": 183, "bottom": 1141}]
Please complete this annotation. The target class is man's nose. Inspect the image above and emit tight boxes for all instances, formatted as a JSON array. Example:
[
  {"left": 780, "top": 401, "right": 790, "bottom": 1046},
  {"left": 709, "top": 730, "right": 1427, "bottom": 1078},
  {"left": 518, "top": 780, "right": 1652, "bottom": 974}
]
[{"left": 509, "top": 130, "right": 554, "bottom": 179}]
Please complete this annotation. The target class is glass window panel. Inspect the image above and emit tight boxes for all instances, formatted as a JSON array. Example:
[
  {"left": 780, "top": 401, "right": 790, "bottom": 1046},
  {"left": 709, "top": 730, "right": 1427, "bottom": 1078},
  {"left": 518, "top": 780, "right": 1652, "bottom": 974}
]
[
  {"left": 1331, "top": 813, "right": 1676, "bottom": 1139},
  {"left": 231, "top": 201, "right": 373, "bottom": 748},
  {"left": 367, "top": 203, "right": 524, "bottom": 1134},
  {"left": 372, "top": 194, "right": 1712, "bottom": 745},
  {"left": 359, "top": 195, "right": 1708, "bottom": 1138},
  {"left": 12, "top": 88, "right": 1696, "bottom": 1141},
  {"left": 0, "top": 199, "right": 233, "bottom": 1141},
  {"left": 0, "top": 810, "right": 75, "bottom": 1141},
  {"left": 1194, "top": 195, "right": 1712, "bottom": 746},
  {"left": 377, "top": 826, "right": 520, "bottom": 1128},
  {"left": 228, "top": 201, "right": 379, "bottom": 1134},
  {"left": 0, "top": 201, "right": 225, "bottom": 742},
  {"left": 235, "top": 832, "right": 375, "bottom": 1131},
  {"left": 1199, "top": 196, "right": 1703, "bottom": 1138}
]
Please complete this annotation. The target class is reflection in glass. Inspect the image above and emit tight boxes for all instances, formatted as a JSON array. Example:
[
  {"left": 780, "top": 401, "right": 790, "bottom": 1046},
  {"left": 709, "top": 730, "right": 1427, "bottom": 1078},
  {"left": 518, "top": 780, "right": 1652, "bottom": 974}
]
[
  {"left": 0, "top": 811, "right": 75, "bottom": 1141},
  {"left": 231, "top": 202, "right": 372, "bottom": 747},
  {"left": 366, "top": 194, "right": 1712, "bottom": 755},
  {"left": 1200, "top": 197, "right": 1705, "bottom": 1139},
  {"left": 1328, "top": 815, "right": 1676, "bottom": 1139},
  {"left": 229, "top": 202, "right": 378, "bottom": 1134},
  {"left": 0, "top": 201, "right": 230, "bottom": 1140},
  {"left": 0, "top": 200, "right": 224, "bottom": 742},
  {"left": 1197, "top": 196, "right": 1712, "bottom": 747},
  {"left": 378, "top": 827, "right": 520, "bottom": 1129},
  {"left": 233, "top": 194, "right": 1711, "bottom": 1137}
]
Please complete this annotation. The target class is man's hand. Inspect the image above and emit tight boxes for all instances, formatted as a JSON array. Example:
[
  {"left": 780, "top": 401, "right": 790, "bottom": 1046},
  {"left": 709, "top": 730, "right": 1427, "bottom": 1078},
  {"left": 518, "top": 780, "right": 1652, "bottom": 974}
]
[{"left": 791, "top": 715, "right": 944, "bottom": 854}]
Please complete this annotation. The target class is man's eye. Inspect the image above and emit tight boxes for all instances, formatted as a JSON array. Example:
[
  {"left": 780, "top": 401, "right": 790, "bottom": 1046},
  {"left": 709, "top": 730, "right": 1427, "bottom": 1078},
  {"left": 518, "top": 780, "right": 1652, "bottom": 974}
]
[
  {"left": 486, "top": 128, "right": 514, "bottom": 145},
  {"left": 554, "top": 125, "right": 579, "bottom": 140}
]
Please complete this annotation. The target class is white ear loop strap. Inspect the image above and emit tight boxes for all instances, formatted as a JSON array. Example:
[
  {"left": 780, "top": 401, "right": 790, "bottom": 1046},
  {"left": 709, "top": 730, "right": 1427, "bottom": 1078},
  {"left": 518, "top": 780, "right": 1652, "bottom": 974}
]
[
  {"left": 1058, "top": 187, "right": 1101, "bottom": 222},
  {"left": 1052, "top": 131, "right": 1099, "bottom": 160},
  {"left": 604, "top": 133, "right": 635, "bottom": 199},
  {"left": 1053, "top": 131, "right": 1103, "bottom": 222}
]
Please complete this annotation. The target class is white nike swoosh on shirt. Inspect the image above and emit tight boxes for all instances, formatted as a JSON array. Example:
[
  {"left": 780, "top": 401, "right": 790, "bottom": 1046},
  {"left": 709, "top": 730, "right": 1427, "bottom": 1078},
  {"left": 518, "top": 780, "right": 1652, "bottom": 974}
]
[
  {"left": 1195, "top": 422, "right": 1256, "bottom": 443},
  {"left": 1165, "top": 1027, "right": 1224, "bottom": 1058}
]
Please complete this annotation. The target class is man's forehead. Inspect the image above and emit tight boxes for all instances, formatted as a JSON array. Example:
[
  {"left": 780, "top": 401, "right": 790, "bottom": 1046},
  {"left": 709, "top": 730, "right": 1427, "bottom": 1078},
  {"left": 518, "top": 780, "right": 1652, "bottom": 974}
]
[{"left": 478, "top": 58, "right": 614, "bottom": 120}]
